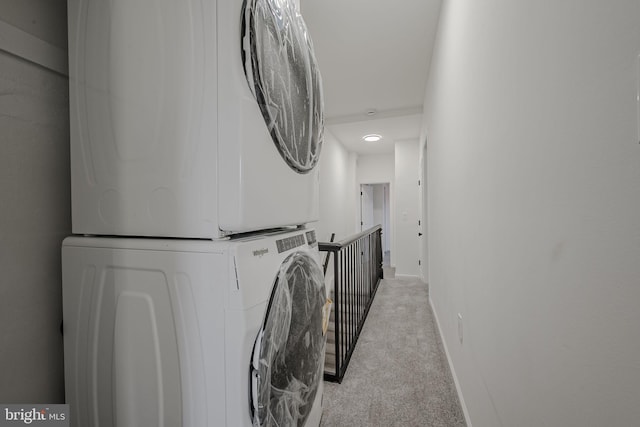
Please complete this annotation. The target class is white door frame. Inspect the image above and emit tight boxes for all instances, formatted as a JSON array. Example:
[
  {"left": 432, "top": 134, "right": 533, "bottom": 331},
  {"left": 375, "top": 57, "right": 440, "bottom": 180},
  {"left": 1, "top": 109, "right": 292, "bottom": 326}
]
[{"left": 360, "top": 182, "right": 391, "bottom": 259}]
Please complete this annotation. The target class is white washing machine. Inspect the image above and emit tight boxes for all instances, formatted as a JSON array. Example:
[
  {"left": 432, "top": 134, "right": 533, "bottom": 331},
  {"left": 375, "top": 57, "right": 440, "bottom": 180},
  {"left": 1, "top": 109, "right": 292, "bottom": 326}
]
[
  {"left": 62, "top": 228, "right": 329, "bottom": 426},
  {"left": 68, "top": 0, "right": 324, "bottom": 238}
]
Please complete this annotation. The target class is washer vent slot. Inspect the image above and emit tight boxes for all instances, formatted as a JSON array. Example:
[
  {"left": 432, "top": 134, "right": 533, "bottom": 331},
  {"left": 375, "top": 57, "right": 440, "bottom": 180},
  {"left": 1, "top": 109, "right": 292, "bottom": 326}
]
[{"left": 276, "top": 234, "right": 306, "bottom": 253}]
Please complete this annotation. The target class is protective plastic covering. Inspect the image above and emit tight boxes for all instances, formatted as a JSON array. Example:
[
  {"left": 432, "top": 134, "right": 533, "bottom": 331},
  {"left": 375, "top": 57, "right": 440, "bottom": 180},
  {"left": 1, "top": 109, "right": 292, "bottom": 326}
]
[
  {"left": 251, "top": 252, "right": 328, "bottom": 426},
  {"left": 242, "top": 0, "right": 324, "bottom": 174}
]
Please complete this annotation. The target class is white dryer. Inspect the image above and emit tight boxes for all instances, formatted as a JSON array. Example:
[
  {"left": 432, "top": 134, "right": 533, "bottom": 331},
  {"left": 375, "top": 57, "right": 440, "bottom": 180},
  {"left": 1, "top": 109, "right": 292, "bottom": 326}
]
[
  {"left": 68, "top": 0, "right": 324, "bottom": 238},
  {"left": 62, "top": 228, "right": 329, "bottom": 427}
]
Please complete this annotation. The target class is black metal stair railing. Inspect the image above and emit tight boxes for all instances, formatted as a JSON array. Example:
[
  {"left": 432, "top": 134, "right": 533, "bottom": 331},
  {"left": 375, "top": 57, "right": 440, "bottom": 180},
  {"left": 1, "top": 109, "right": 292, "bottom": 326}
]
[{"left": 320, "top": 225, "right": 383, "bottom": 383}]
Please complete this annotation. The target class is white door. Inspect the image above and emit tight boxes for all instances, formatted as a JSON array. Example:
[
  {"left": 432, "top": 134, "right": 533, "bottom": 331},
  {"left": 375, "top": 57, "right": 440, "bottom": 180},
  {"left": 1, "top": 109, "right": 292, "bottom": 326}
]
[
  {"left": 418, "top": 139, "right": 428, "bottom": 280},
  {"left": 360, "top": 184, "right": 375, "bottom": 231},
  {"left": 381, "top": 183, "right": 391, "bottom": 256}
]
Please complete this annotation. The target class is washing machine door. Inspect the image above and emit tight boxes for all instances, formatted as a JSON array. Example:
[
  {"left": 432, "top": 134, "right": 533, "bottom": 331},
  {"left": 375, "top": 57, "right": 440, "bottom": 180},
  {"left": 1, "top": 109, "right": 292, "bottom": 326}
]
[
  {"left": 242, "top": 0, "right": 324, "bottom": 174},
  {"left": 250, "top": 251, "right": 327, "bottom": 427}
]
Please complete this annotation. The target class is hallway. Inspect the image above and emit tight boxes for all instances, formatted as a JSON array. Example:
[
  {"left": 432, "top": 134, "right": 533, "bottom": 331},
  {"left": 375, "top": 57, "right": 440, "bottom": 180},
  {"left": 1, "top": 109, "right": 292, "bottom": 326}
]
[{"left": 320, "top": 276, "right": 466, "bottom": 427}]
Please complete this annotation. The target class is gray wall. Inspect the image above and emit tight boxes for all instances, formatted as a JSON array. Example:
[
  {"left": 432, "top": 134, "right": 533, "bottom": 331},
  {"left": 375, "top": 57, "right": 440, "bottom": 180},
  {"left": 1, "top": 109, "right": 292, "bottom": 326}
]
[
  {"left": 0, "top": 0, "right": 67, "bottom": 50},
  {"left": 0, "top": 1, "right": 69, "bottom": 403},
  {"left": 425, "top": 1, "right": 640, "bottom": 426}
]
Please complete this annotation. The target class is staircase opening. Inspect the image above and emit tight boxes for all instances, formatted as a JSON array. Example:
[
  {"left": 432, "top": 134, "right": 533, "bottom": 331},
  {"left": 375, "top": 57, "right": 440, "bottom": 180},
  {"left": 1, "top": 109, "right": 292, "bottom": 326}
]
[{"left": 319, "top": 226, "right": 383, "bottom": 383}]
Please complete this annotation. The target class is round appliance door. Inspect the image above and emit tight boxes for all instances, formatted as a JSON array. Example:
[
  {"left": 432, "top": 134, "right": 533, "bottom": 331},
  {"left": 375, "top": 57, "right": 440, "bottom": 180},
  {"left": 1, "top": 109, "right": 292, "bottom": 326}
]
[
  {"left": 242, "top": 0, "right": 324, "bottom": 174},
  {"left": 250, "top": 251, "right": 327, "bottom": 427}
]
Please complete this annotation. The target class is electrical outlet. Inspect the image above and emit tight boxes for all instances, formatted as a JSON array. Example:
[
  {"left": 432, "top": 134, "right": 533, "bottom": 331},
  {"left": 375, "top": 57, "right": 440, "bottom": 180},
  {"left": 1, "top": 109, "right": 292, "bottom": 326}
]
[{"left": 457, "top": 313, "right": 463, "bottom": 344}]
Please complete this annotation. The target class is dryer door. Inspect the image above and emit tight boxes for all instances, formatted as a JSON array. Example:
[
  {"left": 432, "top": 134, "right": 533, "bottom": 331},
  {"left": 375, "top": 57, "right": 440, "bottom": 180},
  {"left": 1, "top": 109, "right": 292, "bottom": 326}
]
[
  {"left": 250, "top": 252, "right": 327, "bottom": 427},
  {"left": 242, "top": 0, "right": 324, "bottom": 174}
]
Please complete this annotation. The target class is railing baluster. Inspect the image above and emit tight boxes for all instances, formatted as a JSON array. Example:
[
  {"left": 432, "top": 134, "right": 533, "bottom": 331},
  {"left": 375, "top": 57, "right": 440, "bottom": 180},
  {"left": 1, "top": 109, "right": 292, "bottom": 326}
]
[
  {"left": 336, "top": 250, "right": 340, "bottom": 378},
  {"left": 319, "top": 225, "right": 383, "bottom": 383},
  {"left": 348, "top": 242, "right": 354, "bottom": 359},
  {"left": 350, "top": 242, "right": 355, "bottom": 349},
  {"left": 339, "top": 248, "right": 345, "bottom": 377}
]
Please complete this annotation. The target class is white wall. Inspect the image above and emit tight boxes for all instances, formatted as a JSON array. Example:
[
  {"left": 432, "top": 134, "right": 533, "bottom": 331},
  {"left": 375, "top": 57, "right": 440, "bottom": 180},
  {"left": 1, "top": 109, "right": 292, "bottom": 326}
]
[
  {"left": 394, "top": 141, "right": 420, "bottom": 276},
  {"left": 356, "top": 151, "right": 421, "bottom": 273},
  {"left": 356, "top": 153, "right": 395, "bottom": 265},
  {"left": 0, "top": 0, "right": 67, "bottom": 50},
  {"left": 356, "top": 152, "right": 395, "bottom": 184},
  {"left": 0, "top": 0, "right": 68, "bottom": 403},
  {"left": 316, "top": 128, "right": 358, "bottom": 242},
  {"left": 425, "top": 1, "right": 640, "bottom": 426}
]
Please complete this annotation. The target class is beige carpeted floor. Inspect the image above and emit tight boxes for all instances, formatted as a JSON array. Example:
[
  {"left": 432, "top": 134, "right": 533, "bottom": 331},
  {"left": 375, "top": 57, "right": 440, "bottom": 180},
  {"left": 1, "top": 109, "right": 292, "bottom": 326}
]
[{"left": 319, "top": 274, "right": 467, "bottom": 427}]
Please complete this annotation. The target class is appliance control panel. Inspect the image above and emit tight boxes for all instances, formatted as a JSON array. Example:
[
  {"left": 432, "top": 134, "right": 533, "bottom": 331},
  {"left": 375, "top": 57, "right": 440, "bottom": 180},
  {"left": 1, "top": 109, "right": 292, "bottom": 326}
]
[
  {"left": 276, "top": 234, "right": 306, "bottom": 253},
  {"left": 305, "top": 230, "right": 317, "bottom": 245}
]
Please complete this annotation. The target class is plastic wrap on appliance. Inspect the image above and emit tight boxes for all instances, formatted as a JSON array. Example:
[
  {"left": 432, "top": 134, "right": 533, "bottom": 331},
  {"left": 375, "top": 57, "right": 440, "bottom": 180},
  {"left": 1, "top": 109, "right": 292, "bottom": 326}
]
[
  {"left": 253, "top": 252, "right": 327, "bottom": 427},
  {"left": 243, "top": 0, "right": 324, "bottom": 174}
]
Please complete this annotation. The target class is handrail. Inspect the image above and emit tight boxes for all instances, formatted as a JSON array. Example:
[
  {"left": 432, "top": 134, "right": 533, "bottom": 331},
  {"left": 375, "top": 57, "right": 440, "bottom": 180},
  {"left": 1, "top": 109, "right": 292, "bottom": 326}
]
[
  {"left": 319, "top": 225, "right": 383, "bottom": 383},
  {"left": 319, "top": 225, "right": 382, "bottom": 251},
  {"left": 322, "top": 233, "right": 336, "bottom": 275}
]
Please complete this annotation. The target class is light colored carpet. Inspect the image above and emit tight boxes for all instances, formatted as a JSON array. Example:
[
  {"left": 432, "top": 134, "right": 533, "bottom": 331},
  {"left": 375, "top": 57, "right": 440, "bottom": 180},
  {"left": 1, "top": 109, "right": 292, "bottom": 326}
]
[{"left": 320, "top": 276, "right": 467, "bottom": 427}]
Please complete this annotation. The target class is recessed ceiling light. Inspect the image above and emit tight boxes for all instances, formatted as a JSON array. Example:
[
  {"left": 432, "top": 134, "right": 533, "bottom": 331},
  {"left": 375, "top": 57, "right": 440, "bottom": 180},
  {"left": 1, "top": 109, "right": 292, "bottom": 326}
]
[{"left": 362, "top": 134, "right": 382, "bottom": 142}]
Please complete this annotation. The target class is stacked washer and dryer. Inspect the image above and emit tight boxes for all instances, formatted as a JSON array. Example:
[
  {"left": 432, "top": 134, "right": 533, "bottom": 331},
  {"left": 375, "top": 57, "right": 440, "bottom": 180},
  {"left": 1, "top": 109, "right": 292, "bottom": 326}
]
[{"left": 62, "top": 0, "right": 328, "bottom": 426}]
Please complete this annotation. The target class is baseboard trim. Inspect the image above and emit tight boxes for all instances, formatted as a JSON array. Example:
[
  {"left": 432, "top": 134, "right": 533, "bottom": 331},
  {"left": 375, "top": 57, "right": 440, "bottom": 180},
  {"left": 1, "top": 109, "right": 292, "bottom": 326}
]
[{"left": 429, "top": 296, "right": 473, "bottom": 427}]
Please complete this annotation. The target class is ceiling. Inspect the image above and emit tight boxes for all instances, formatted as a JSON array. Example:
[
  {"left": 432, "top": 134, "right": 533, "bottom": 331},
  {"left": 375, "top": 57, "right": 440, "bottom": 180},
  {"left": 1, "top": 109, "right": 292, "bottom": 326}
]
[{"left": 301, "top": 0, "right": 443, "bottom": 154}]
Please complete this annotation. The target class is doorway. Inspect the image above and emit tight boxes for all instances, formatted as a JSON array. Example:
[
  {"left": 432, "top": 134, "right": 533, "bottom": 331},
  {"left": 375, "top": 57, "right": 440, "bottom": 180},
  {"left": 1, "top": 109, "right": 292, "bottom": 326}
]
[
  {"left": 360, "top": 183, "right": 391, "bottom": 266},
  {"left": 418, "top": 137, "right": 428, "bottom": 281}
]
